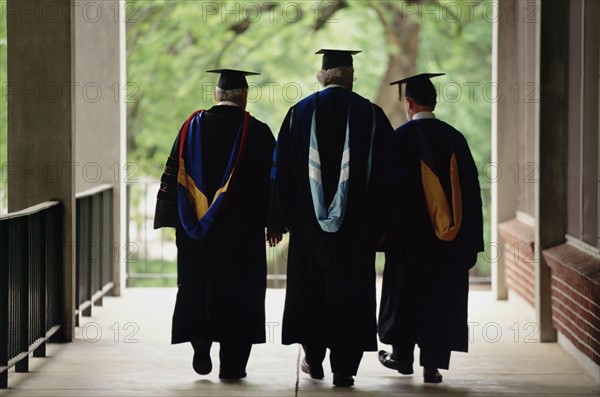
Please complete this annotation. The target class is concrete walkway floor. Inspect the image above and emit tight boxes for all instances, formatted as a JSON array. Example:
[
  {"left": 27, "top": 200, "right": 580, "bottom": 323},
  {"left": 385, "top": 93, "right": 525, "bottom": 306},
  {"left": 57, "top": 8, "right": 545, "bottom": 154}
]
[{"left": 2, "top": 286, "right": 599, "bottom": 397}]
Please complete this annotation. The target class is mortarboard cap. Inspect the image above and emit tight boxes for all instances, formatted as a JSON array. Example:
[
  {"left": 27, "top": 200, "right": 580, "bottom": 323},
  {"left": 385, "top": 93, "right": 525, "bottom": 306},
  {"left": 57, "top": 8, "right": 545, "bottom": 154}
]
[
  {"left": 316, "top": 49, "right": 361, "bottom": 70},
  {"left": 389, "top": 73, "right": 445, "bottom": 106},
  {"left": 206, "top": 68, "right": 260, "bottom": 90}
]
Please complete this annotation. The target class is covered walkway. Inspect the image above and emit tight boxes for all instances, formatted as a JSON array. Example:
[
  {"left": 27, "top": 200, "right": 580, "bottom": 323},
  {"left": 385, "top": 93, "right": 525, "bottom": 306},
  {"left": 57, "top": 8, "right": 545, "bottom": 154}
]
[{"left": 1, "top": 286, "right": 598, "bottom": 397}]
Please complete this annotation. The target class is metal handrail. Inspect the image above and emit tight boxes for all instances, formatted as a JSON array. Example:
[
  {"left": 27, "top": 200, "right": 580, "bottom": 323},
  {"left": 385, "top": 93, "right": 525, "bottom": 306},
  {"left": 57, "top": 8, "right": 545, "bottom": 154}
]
[
  {"left": 0, "top": 201, "right": 60, "bottom": 220},
  {"left": 75, "top": 185, "right": 115, "bottom": 324},
  {"left": 0, "top": 201, "right": 62, "bottom": 389}
]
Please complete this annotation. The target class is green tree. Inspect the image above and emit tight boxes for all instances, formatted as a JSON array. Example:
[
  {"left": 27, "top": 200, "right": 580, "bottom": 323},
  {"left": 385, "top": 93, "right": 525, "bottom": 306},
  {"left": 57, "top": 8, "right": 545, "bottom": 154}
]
[
  {"left": 126, "top": 0, "right": 389, "bottom": 177},
  {"left": 126, "top": 0, "right": 491, "bottom": 178}
]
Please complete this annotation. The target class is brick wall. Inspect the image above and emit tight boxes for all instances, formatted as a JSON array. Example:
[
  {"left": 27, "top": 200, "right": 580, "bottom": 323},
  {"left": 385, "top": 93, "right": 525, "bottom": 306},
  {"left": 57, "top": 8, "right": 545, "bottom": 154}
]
[
  {"left": 544, "top": 244, "right": 600, "bottom": 366},
  {"left": 498, "top": 218, "right": 536, "bottom": 308}
]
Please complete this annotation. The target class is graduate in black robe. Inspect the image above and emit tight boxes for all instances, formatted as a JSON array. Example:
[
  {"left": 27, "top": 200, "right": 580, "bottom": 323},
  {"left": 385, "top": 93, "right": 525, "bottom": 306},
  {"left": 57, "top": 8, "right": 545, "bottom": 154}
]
[
  {"left": 377, "top": 73, "right": 484, "bottom": 383},
  {"left": 268, "top": 49, "right": 396, "bottom": 387},
  {"left": 154, "top": 69, "right": 275, "bottom": 379}
]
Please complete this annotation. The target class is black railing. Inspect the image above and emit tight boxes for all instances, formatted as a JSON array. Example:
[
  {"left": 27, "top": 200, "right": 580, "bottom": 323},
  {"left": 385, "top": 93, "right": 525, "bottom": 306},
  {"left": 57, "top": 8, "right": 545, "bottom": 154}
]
[
  {"left": 75, "top": 185, "right": 114, "bottom": 324},
  {"left": 0, "top": 201, "right": 63, "bottom": 389}
]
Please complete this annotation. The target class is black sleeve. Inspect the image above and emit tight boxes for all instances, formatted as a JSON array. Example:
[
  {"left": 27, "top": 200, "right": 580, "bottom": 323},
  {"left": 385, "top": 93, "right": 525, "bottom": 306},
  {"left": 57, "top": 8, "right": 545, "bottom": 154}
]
[
  {"left": 268, "top": 107, "right": 295, "bottom": 233},
  {"left": 369, "top": 106, "right": 400, "bottom": 247},
  {"left": 456, "top": 133, "right": 484, "bottom": 254},
  {"left": 250, "top": 120, "right": 276, "bottom": 227},
  {"left": 153, "top": 124, "right": 184, "bottom": 229}
]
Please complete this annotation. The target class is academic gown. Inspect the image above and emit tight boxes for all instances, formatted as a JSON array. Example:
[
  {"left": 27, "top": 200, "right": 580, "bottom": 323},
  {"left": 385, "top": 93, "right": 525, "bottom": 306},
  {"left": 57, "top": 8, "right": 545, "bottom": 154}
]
[
  {"left": 378, "top": 117, "right": 483, "bottom": 359},
  {"left": 154, "top": 105, "right": 276, "bottom": 345},
  {"left": 269, "top": 87, "right": 396, "bottom": 352}
]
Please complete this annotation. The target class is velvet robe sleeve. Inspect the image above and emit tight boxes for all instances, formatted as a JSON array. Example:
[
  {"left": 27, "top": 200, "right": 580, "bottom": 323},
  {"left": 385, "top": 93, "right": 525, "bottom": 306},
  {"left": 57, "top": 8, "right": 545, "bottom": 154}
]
[
  {"left": 246, "top": 119, "right": 276, "bottom": 227},
  {"left": 153, "top": 125, "right": 183, "bottom": 229},
  {"left": 368, "top": 105, "right": 399, "bottom": 250},
  {"left": 455, "top": 133, "right": 484, "bottom": 258},
  {"left": 268, "top": 107, "right": 295, "bottom": 234}
]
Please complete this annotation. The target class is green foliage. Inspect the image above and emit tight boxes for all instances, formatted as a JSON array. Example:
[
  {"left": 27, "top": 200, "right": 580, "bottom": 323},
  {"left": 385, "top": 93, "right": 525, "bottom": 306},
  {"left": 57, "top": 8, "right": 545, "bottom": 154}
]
[
  {"left": 127, "top": 0, "right": 491, "bottom": 175},
  {"left": 126, "top": 0, "right": 388, "bottom": 177},
  {"left": 417, "top": 0, "right": 493, "bottom": 169},
  {"left": 127, "top": 258, "right": 177, "bottom": 287}
]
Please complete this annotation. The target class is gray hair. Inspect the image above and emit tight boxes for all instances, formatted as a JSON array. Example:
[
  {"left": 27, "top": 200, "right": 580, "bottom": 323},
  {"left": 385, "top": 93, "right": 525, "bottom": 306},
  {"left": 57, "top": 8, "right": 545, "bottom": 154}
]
[
  {"left": 316, "top": 66, "right": 354, "bottom": 88},
  {"left": 214, "top": 86, "right": 248, "bottom": 103}
]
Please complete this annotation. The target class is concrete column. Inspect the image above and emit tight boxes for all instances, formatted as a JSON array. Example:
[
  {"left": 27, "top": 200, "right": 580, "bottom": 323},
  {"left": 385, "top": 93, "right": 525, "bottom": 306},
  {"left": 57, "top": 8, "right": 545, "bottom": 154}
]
[
  {"left": 598, "top": 6, "right": 600, "bottom": 251},
  {"left": 492, "top": 0, "right": 519, "bottom": 300},
  {"left": 535, "top": 0, "right": 569, "bottom": 342},
  {"left": 7, "top": 0, "right": 75, "bottom": 341},
  {"left": 117, "top": 1, "right": 127, "bottom": 297},
  {"left": 585, "top": 1, "right": 600, "bottom": 250},
  {"left": 74, "top": 0, "right": 126, "bottom": 296}
]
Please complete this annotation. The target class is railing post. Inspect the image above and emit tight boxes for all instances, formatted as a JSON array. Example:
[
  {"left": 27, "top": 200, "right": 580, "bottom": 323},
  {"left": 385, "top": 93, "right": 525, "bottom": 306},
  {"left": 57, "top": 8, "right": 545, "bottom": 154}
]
[
  {"left": 106, "top": 188, "right": 114, "bottom": 296},
  {"left": 75, "top": 198, "right": 81, "bottom": 327},
  {"left": 126, "top": 183, "right": 131, "bottom": 288},
  {"left": 15, "top": 217, "right": 29, "bottom": 373},
  {"left": 48, "top": 204, "right": 64, "bottom": 343},
  {"left": 83, "top": 196, "right": 93, "bottom": 317},
  {"left": 77, "top": 195, "right": 93, "bottom": 319},
  {"left": 33, "top": 211, "right": 47, "bottom": 358},
  {"left": 0, "top": 220, "right": 8, "bottom": 388},
  {"left": 96, "top": 192, "right": 104, "bottom": 307}
]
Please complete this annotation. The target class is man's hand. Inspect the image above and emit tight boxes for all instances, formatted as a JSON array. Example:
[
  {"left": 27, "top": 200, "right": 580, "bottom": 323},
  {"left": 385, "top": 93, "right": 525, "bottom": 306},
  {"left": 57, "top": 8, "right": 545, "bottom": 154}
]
[{"left": 266, "top": 229, "right": 283, "bottom": 247}]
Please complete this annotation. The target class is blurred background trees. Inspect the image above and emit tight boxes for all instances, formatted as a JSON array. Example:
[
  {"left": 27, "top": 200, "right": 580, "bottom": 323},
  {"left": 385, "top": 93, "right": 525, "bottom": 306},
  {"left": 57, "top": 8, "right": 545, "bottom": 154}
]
[
  {"left": 125, "top": 0, "right": 492, "bottom": 176},
  {"left": 124, "top": 0, "right": 493, "bottom": 279},
  {"left": 0, "top": 0, "right": 493, "bottom": 281}
]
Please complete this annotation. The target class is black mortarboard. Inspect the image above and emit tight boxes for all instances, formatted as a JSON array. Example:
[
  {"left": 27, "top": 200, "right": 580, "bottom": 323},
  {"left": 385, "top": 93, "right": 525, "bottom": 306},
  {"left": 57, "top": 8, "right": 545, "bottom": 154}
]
[
  {"left": 206, "top": 69, "right": 260, "bottom": 90},
  {"left": 316, "top": 49, "right": 361, "bottom": 70},
  {"left": 390, "top": 73, "right": 445, "bottom": 106}
]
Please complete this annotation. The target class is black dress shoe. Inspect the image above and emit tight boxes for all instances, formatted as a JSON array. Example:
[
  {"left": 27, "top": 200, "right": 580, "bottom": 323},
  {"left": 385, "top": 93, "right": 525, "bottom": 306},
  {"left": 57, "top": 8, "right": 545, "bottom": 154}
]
[
  {"left": 219, "top": 369, "right": 247, "bottom": 380},
  {"left": 300, "top": 358, "right": 325, "bottom": 379},
  {"left": 378, "top": 350, "right": 413, "bottom": 375},
  {"left": 191, "top": 340, "right": 212, "bottom": 375},
  {"left": 423, "top": 367, "right": 442, "bottom": 383},
  {"left": 333, "top": 374, "right": 354, "bottom": 387}
]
